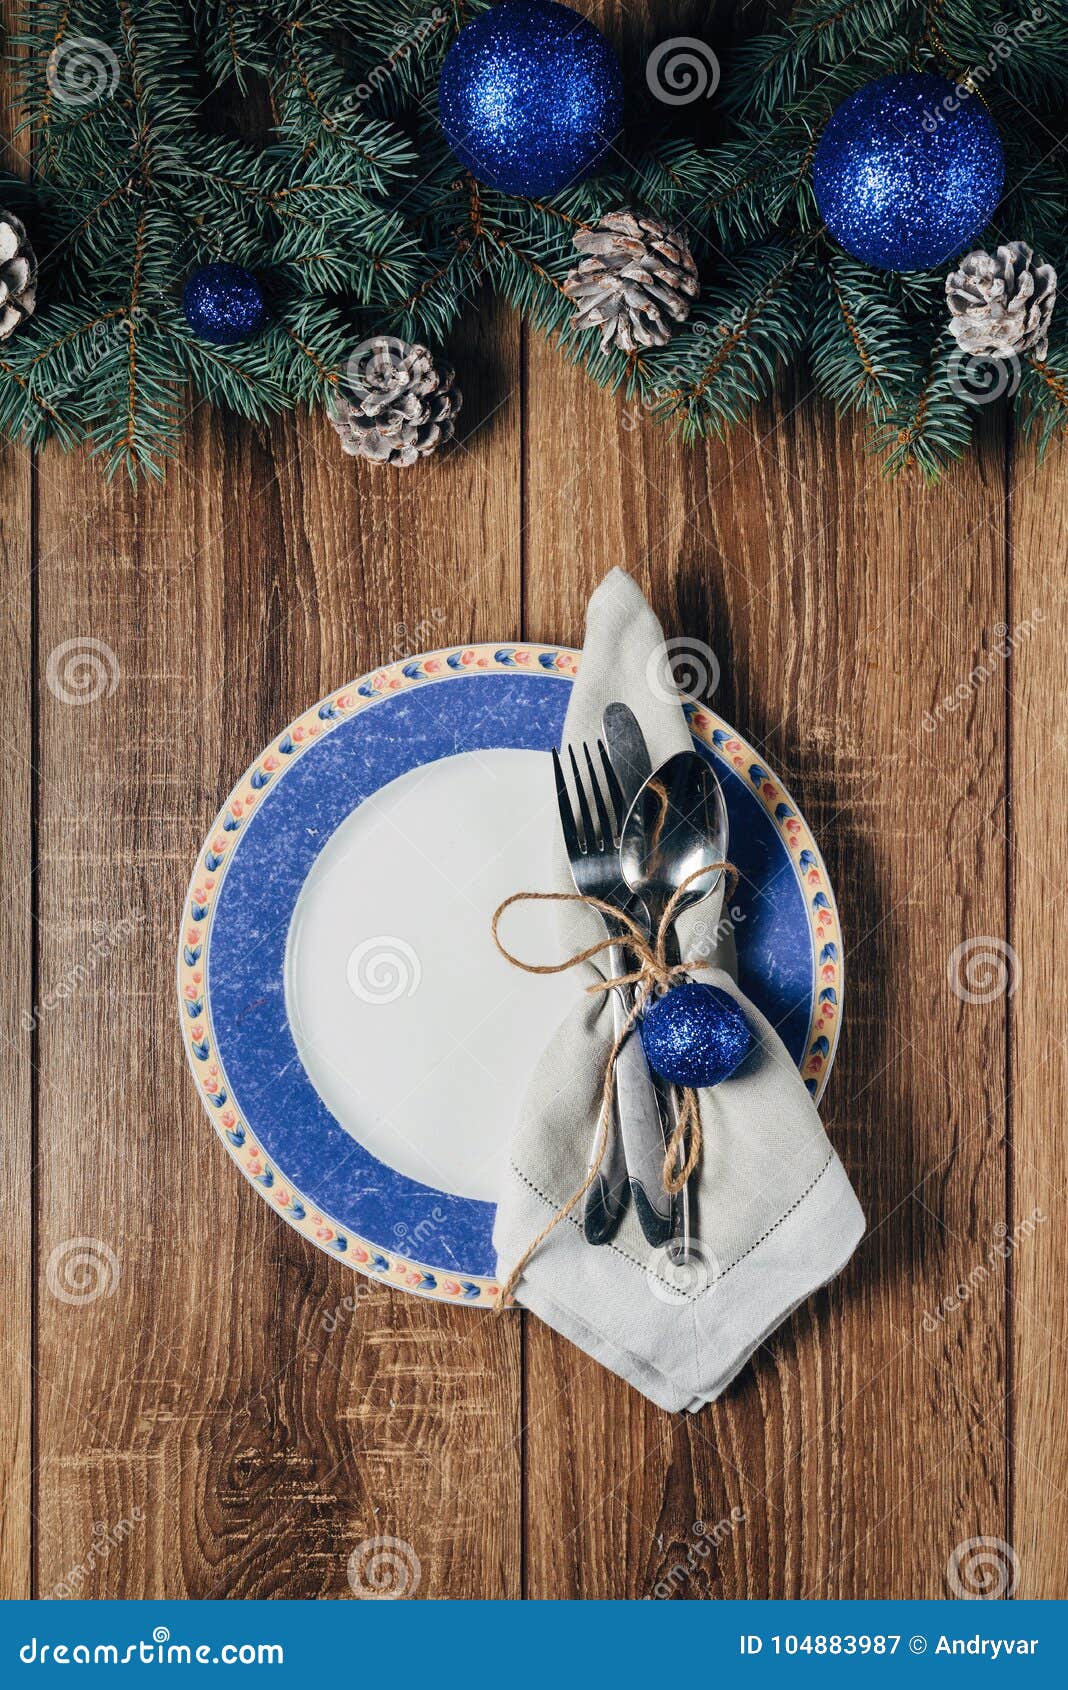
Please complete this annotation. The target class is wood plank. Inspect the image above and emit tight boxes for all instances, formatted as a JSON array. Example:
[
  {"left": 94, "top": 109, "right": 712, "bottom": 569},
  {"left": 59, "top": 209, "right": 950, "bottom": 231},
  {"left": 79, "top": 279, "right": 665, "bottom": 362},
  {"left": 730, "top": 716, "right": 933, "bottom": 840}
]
[
  {"left": 32, "top": 300, "right": 523, "bottom": 1597},
  {"left": 1008, "top": 431, "right": 1068, "bottom": 1600},
  {"left": 0, "top": 451, "right": 32, "bottom": 1604},
  {"left": 0, "top": 3, "right": 34, "bottom": 1600},
  {"left": 520, "top": 0, "right": 1010, "bottom": 1574}
]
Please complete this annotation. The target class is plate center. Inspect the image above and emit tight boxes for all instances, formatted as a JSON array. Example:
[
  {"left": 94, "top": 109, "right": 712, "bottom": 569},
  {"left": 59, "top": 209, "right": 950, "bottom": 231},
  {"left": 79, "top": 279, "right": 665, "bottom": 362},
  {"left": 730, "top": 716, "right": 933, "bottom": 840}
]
[{"left": 284, "top": 747, "right": 575, "bottom": 1203}]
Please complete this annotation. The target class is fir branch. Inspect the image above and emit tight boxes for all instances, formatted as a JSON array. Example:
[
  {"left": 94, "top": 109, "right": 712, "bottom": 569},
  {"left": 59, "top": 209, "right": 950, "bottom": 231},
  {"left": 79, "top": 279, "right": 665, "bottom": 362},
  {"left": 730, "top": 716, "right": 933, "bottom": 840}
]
[
  {"left": 873, "top": 333, "right": 976, "bottom": 478},
  {"left": 1, "top": 0, "right": 1065, "bottom": 481}
]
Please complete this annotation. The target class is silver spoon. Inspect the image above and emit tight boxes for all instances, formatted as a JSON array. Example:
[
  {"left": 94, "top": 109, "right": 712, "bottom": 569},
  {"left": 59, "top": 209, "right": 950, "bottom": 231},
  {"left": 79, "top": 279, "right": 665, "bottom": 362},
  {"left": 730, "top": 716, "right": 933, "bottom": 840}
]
[{"left": 620, "top": 750, "right": 729, "bottom": 1261}]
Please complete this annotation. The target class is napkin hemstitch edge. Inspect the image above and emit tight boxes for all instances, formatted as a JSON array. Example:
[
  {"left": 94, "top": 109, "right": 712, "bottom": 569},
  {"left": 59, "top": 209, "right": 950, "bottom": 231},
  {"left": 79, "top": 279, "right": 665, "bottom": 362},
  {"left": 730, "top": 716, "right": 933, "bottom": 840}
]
[{"left": 505, "top": 1146, "right": 842, "bottom": 1300}]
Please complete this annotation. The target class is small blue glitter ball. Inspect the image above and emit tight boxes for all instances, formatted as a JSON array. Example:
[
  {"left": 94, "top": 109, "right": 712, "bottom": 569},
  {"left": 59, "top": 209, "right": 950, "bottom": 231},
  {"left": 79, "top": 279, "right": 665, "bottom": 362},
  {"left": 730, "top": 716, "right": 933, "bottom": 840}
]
[
  {"left": 640, "top": 983, "right": 755, "bottom": 1089},
  {"left": 182, "top": 262, "right": 267, "bottom": 345},
  {"left": 813, "top": 73, "right": 1004, "bottom": 272},
  {"left": 438, "top": 0, "right": 623, "bottom": 198}
]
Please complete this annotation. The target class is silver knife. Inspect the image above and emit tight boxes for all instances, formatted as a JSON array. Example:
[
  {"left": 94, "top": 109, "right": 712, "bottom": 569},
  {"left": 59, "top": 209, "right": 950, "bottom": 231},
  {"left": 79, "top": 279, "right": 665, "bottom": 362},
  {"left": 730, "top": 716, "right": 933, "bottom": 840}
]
[{"left": 602, "top": 704, "right": 676, "bottom": 1248}]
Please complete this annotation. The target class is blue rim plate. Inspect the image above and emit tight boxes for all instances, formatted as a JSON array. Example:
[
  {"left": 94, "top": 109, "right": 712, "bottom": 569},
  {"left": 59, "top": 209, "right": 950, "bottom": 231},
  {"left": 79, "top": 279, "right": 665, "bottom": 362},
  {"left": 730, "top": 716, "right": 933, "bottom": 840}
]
[{"left": 178, "top": 644, "right": 843, "bottom": 1307}]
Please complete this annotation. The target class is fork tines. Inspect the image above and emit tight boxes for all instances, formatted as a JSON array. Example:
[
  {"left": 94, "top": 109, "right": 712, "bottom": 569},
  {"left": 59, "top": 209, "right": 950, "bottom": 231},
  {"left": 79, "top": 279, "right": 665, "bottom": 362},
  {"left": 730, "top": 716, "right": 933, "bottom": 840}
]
[{"left": 552, "top": 739, "right": 626, "bottom": 856}]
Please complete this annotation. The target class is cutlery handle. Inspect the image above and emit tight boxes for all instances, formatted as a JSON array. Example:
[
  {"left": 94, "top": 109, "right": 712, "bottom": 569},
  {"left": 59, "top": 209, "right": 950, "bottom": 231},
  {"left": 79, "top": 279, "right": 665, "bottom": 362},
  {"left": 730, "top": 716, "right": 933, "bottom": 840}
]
[
  {"left": 656, "top": 926, "right": 693, "bottom": 1262},
  {"left": 607, "top": 945, "right": 674, "bottom": 1248},
  {"left": 583, "top": 1080, "right": 628, "bottom": 1246}
]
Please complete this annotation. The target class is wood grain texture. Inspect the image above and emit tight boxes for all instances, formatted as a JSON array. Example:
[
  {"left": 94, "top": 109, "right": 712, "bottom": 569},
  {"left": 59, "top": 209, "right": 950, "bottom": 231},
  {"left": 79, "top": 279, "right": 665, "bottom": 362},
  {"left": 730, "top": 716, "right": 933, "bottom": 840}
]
[
  {"left": 0, "top": 447, "right": 32, "bottom": 1602},
  {"left": 3, "top": 0, "right": 1066, "bottom": 1607},
  {"left": 521, "top": 331, "right": 1010, "bottom": 1595},
  {"left": 30, "top": 302, "right": 523, "bottom": 1599},
  {"left": 1008, "top": 433, "right": 1068, "bottom": 1601},
  {"left": 0, "top": 5, "right": 33, "bottom": 1600}
]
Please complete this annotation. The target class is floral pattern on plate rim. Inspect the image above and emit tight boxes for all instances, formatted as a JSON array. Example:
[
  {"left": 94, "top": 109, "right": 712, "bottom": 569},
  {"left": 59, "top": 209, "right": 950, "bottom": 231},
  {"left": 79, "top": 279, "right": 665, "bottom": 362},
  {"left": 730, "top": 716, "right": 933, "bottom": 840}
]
[{"left": 177, "top": 644, "right": 842, "bottom": 1309}]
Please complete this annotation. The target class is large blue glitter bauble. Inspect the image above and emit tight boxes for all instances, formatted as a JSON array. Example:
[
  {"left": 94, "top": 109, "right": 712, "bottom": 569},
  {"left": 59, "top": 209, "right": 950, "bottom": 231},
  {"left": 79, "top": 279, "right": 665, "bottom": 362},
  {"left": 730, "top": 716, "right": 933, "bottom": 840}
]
[
  {"left": 183, "top": 263, "right": 267, "bottom": 344},
  {"left": 640, "top": 983, "right": 755, "bottom": 1089},
  {"left": 813, "top": 74, "right": 1004, "bottom": 272},
  {"left": 438, "top": 0, "right": 623, "bottom": 198}
]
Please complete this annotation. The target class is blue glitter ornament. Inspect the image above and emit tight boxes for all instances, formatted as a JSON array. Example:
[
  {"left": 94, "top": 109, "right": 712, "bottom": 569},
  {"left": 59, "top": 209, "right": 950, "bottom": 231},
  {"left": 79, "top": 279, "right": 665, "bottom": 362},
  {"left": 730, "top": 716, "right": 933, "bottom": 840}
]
[
  {"left": 640, "top": 983, "right": 755, "bottom": 1089},
  {"left": 813, "top": 74, "right": 1004, "bottom": 273},
  {"left": 182, "top": 262, "right": 267, "bottom": 345},
  {"left": 438, "top": 0, "right": 623, "bottom": 198}
]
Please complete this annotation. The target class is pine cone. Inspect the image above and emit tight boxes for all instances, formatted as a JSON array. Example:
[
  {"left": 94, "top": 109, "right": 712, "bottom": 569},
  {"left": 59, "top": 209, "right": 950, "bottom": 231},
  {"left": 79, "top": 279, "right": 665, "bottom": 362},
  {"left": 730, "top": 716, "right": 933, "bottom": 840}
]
[
  {"left": 563, "top": 211, "right": 698, "bottom": 355},
  {"left": 328, "top": 338, "right": 461, "bottom": 467},
  {"left": 946, "top": 242, "right": 1057, "bottom": 362},
  {"left": 0, "top": 209, "right": 37, "bottom": 342}
]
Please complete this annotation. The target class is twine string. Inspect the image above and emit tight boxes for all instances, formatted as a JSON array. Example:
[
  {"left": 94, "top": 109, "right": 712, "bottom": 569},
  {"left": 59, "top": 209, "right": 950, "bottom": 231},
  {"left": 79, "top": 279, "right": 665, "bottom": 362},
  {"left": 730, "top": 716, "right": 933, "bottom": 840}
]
[{"left": 490, "top": 860, "right": 737, "bottom": 1309}]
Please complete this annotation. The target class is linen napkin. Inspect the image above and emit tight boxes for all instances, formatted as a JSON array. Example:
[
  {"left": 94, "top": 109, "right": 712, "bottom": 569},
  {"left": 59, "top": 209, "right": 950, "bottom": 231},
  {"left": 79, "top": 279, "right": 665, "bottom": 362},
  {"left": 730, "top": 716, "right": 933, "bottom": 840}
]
[{"left": 492, "top": 569, "right": 865, "bottom": 1411}]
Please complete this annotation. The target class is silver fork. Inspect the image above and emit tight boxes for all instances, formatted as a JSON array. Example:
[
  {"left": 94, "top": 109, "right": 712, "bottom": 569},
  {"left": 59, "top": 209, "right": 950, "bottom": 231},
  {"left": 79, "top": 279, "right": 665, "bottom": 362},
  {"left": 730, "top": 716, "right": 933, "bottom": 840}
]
[{"left": 552, "top": 741, "right": 669, "bottom": 1247}]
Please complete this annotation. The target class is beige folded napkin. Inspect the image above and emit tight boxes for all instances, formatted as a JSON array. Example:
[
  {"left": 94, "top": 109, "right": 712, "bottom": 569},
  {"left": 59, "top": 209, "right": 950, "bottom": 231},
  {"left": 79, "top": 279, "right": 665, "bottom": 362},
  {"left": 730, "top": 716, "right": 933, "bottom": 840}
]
[{"left": 492, "top": 570, "right": 865, "bottom": 1411}]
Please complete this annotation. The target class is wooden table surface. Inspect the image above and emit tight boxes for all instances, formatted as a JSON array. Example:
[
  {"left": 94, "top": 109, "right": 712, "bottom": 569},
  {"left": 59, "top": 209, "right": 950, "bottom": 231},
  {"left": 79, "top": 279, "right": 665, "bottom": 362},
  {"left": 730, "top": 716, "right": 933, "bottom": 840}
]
[{"left": 3, "top": 2, "right": 1068, "bottom": 1604}]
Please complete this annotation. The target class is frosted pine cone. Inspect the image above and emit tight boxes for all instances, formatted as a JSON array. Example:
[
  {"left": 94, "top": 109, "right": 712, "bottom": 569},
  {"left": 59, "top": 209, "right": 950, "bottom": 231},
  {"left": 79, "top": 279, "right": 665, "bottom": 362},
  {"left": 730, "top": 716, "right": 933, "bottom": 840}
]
[
  {"left": 946, "top": 242, "right": 1057, "bottom": 362},
  {"left": 563, "top": 211, "right": 698, "bottom": 355},
  {"left": 0, "top": 209, "right": 37, "bottom": 342},
  {"left": 328, "top": 338, "right": 461, "bottom": 466}
]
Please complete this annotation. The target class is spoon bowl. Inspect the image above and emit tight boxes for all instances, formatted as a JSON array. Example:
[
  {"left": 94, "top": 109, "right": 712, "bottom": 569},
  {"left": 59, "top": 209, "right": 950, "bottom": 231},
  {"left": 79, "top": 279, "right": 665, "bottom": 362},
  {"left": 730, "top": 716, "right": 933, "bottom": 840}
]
[{"left": 619, "top": 749, "right": 729, "bottom": 931}]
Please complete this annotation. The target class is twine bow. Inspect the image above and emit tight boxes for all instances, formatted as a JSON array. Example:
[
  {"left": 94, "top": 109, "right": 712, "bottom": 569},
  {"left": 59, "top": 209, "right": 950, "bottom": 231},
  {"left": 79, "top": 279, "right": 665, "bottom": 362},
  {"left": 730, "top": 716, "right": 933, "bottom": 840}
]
[{"left": 491, "top": 860, "right": 737, "bottom": 1309}]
